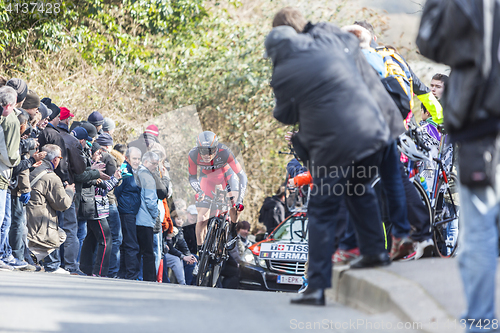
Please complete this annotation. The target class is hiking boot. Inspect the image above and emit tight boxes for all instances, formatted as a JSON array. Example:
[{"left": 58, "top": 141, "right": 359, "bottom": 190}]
[
  {"left": 332, "top": 247, "right": 360, "bottom": 264},
  {"left": 390, "top": 236, "right": 414, "bottom": 260},
  {"left": 414, "top": 238, "right": 434, "bottom": 259}
]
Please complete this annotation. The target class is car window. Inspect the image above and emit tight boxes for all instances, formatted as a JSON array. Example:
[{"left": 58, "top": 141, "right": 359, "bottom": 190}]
[{"left": 271, "top": 216, "right": 308, "bottom": 242}]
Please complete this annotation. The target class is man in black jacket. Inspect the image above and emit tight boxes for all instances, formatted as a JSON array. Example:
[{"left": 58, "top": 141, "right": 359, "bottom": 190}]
[
  {"left": 57, "top": 120, "right": 86, "bottom": 274},
  {"left": 266, "top": 7, "right": 391, "bottom": 305},
  {"left": 417, "top": 0, "right": 500, "bottom": 327}
]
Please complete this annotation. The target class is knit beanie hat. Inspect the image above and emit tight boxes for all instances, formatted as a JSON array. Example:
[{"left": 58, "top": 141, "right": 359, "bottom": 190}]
[
  {"left": 6, "top": 78, "right": 28, "bottom": 103},
  {"left": 92, "top": 142, "right": 102, "bottom": 155},
  {"left": 95, "top": 133, "right": 113, "bottom": 147},
  {"left": 102, "top": 117, "right": 115, "bottom": 132},
  {"left": 38, "top": 102, "right": 52, "bottom": 120},
  {"left": 145, "top": 124, "right": 159, "bottom": 137},
  {"left": 88, "top": 111, "right": 104, "bottom": 127},
  {"left": 41, "top": 97, "right": 61, "bottom": 121},
  {"left": 21, "top": 90, "right": 40, "bottom": 109},
  {"left": 80, "top": 121, "right": 97, "bottom": 139}
]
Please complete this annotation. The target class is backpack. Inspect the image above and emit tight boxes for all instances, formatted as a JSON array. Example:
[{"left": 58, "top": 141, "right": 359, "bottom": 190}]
[{"left": 375, "top": 46, "right": 414, "bottom": 118}]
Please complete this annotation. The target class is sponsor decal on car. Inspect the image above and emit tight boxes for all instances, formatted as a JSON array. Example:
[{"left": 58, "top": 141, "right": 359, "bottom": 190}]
[{"left": 259, "top": 243, "right": 308, "bottom": 261}]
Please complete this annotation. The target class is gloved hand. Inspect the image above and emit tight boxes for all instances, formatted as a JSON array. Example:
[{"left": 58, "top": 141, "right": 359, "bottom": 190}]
[{"left": 20, "top": 192, "right": 31, "bottom": 205}]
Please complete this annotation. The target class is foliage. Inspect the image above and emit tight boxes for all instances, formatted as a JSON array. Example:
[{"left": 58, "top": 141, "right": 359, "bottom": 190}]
[{"left": 0, "top": 0, "right": 389, "bottom": 224}]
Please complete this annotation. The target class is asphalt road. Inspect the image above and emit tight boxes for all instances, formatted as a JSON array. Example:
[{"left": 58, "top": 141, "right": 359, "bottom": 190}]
[{"left": 0, "top": 271, "right": 423, "bottom": 333}]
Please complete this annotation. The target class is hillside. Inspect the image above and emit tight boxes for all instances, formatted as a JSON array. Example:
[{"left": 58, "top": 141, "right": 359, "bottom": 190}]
[{"left": 0, "top": 0, "right": 445, "bottom": 226}]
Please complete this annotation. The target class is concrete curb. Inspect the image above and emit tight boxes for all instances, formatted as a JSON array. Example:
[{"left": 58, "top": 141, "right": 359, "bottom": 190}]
[{"left": 326, "top": 265, "right": 459, "bottom": 333}]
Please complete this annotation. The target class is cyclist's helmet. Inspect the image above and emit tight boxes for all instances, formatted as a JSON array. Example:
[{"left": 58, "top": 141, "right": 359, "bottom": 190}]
[
  {"left": 197, "top": 131, "right": 219, "bottom": 156},
  {"left": 397, "top": 133, "right": 432, "bottom": 162}
]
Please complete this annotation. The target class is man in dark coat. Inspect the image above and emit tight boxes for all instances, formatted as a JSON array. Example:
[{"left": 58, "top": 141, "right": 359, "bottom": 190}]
[
  {"left": 417, "top": 0, "right": 500, "bottom": 327},
  {"left": 266, "top": 8, "right": 391, "bottom": 305}
]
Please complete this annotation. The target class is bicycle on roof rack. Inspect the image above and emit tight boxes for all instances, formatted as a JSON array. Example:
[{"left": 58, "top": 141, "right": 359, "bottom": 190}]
[{"left": 279, "top": 146, "right": 311, "bottom": 214}]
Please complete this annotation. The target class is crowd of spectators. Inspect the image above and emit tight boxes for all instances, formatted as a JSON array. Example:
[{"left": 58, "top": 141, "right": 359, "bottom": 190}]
[{"left": 0, "top": 76, "right": 260, "bottom": 287}]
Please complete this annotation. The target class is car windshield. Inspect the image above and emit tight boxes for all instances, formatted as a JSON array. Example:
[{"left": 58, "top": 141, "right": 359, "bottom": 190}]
[{"left": 271, "top": 215, "right": 308, "bottom": 243}]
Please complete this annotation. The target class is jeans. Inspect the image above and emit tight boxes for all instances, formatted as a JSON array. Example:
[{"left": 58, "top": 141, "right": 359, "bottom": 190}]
[
  {"left": 80, "top": 218, "right": 112, "bottom": 276},
  {"left": 107, "top": 204, "right": 122, "bottom": 277},
  {"left": 77, "top": 220, "right": 87, "bottom": 262},
  {"left": 379, "top": 140, "right": 410, "bottom": 238},
  {"left": 136, "top": 225, "right": 156, "bottom": 282},
  {"left": 60, "top": 202, "right": 80, "bottom": 271},
  {"left": 308, "top": 148, "right": 386, "bottom": 289},
  {"left": 164, "top": 253, "right": 186, "bottom": 285},
  {"left": 9, "top": 195, "right": 26, "bottom": 261},
  {"left": 153, "top": 232, "right": 162, "bottom": 274},
  {"left": 0, "top": 191, "right": 12, "bottom": 259},
  {"left": 458, "top": 182, "right": 499, "bottom": 332},
  {"left": 40, "top": 250, "right": 61, "bottom": 272},
  {"left": 184, "top": 254, "right": 198, "bottom": 285},
  {"left": 118, "top": 213, "right": 140, "bottom": 280},
  {"left": 0, "top": 189, "right": 7, "bottom": 231}
]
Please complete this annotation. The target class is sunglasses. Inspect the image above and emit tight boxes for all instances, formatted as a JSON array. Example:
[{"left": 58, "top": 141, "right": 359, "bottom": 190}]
[{"left": 199, "top": 147, "right": 217, "bottom": 155}]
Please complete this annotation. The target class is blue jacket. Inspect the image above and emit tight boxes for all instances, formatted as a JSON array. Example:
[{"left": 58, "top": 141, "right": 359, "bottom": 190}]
[
  {"left": 114, "top": 161, "right": 141, "bottom": 215},
  {"left": 135, "top": 165, "right": 159, "bottom": 228}
]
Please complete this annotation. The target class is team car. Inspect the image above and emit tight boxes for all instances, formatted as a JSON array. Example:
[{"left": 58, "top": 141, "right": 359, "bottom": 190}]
[{"left": 239, "top": 211, "right": 308, "bottom": 292}]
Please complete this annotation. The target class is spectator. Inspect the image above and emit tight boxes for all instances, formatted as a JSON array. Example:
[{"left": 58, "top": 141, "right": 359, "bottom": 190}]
[
  {"left": 95, "top": 132, "right": 123, "bottom": 278},
  {"left": 135, "top": 151, "right": 160, "bottom": 281},
  {"left": 88, "top": 111, "right": 104, "bottom": 134},
  {"left": 163, "top": 225, "right": 196, "bottom": 285},
  {"left": 128, "top": 124, "right": 160, "bottom": 154},
  {"left": 258, "top": 186, "right": 285, "bottom": 233},
  {"left": 114, "top": 147, "right": 142, "bottom": 280},
  {"left": 0, "top": 86, "right": 21, "bottom": 271},
  {"left": 417, "top": 2, "right": 498, "bottom": 328},
  {"left": 56, "top": 117, "right": 87, "bottom": 275},
  {"left": 267, "top": 8, "right": 391, "bottom": 305},
  {"left": 248, "top": 223, "right": 267, "bottom": 244},
  {"left": 26, "top": 144, "right": 74, "bottom": 274},
  {"left": 236, "top": 220, "right": 251, "bottom": 257},
  {"left": 5, "top": 78, "right": 28, "bottom": 108},
  {"left": 79, "top": 161, "right": 120, "bottom": 277},
  {"left": 102, "top": 118, "right": 115, "bottom": 136},
  {"left": 37, "top": 106, "right": 73, "bottom": 272},
  {"left": 429, "top": 73, "right": 448, "bottom": 100},
  {"left": 21, "top": 90, "right": 41, "bottom": 129},
  {"left": 8, "top": 113, "right": 42, "bottom": 268}
]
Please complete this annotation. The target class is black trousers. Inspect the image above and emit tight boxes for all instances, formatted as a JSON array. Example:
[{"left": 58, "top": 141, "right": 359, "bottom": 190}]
[
  {"left": 80, "top": 218, "right": 112, "bottom": 276},
  {"left": 308, "top": 148, "right": 386, "bottom": 289},
  {"left": 118, "top": 213, "right": 140, "bottom": 280},
  {"left": 136, "top": 225, "right": 156, "bottom": 282}
]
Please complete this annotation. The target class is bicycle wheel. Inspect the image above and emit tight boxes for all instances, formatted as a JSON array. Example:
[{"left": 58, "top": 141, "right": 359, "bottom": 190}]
[
  {"left": 209, "top": 218, "right": 227, "bottom": 287},
  {"left": 196, "top": 218, "right": 217, "bottom": 287},
  {"left": 412, "top": 179, "right": 433, "bottom": 230},
  {"left": 432, "top": 175, "right": 459, "bottom": 258}
]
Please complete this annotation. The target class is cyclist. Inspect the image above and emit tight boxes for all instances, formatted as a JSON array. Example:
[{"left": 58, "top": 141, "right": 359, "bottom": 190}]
[{"left": 188, "top": 131, "right": 247, "bottom": 254}]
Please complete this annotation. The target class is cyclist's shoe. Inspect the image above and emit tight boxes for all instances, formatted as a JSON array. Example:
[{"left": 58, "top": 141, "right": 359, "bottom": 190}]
[
  {"left": 298, "top": 276, "right": 308, "bottom": 294},
  {"left": 390, "top": 236, "right": 414, "bottom": 261},
  {"left": 332, "top": 247, "right": 360, "bottom": 264},
  {"left": 414, "top": 238, "right": 434, "bottom": 259}
]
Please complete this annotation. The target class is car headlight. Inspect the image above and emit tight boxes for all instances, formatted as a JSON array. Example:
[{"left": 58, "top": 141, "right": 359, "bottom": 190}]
[
  {"left": 257, "top": 258, "right": 267, "bottom": 268},
  {"left": 243, "top": 248, "right": 256, "bottom": 264}
]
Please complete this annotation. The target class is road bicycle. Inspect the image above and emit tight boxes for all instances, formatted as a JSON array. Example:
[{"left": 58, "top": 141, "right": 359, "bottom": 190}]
[
  {"left": 399, "top": 124, "right": 459, "bottom": 258},
  {"left": 195, "top": 188, "right": 233, "bottom": 287}
]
